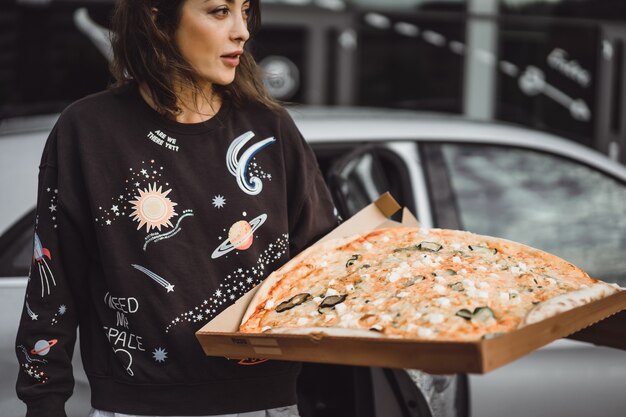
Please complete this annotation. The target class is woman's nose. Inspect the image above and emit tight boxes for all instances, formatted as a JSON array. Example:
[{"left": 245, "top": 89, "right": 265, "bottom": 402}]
[{"left": 231, "top": 11, "right": 250, "bottom": 43}]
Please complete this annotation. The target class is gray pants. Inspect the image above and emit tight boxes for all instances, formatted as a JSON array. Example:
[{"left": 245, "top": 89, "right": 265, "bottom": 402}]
[{"left": 89, "top": 405, "right": 300, "bottom": 417}]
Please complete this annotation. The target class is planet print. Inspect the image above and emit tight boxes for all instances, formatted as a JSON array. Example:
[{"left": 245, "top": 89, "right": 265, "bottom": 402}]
[
  {"left": 31, "top": 339, "right": 58, "bottom": 356},
  {"left": 229, "top": 220, "right": 254, "bottom": 250},
  {"left": 211, "top": 214, "right": 267, "bottom": 259}
]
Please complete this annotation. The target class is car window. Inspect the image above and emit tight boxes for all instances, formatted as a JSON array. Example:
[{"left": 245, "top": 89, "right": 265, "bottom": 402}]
[
  {"left": 434, "top": 143, "right": 626, "bottom": 286},
  {"left": 0, "top": 209, "right": 35, "bottom": 277},
  {"left": 322, "top": 144, "right": 415, "bottom": 219}
]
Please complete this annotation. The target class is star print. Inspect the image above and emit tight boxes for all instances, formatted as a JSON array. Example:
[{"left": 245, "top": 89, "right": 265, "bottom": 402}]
[
  {"left": 106, "top": 220, "right": 111, "bottom": 225},
  {"left": 212, "top": 195, "right": 226, "bottom": 209},
  {"left": 152, "top": 347, "right": 168, "bottom": 363},
  {"left": 46, "top": 188, "right": 50, "bottom": 192},
  {"left": 141, "top": 169, "right": 148, "bottom": 175},
  {"left": 215, "top": 290, "right": 222, "bottom": 297},
  {"left": 58, "top": 305, "right": 67, "bottom": 315},
  {"left": 166, "top": 284, "right": 175, "bottom": 293},
  {"left": 111, "top": 205, "right": 119, "bottom": 212},
  {"left": 49, "top": 204, "right": 57, "bottom": 212},
  {"left": 135, "top": 182, "right": 140, "bottom": 187}
]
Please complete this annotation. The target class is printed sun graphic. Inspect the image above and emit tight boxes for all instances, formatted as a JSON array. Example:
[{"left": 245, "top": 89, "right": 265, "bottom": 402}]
[{"left": 129, "top": 183, "right": 178, "bottom": 232}]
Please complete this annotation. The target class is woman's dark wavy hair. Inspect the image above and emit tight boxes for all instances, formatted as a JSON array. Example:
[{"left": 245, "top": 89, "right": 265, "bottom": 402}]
[{"left": 109, "top": 0, "right": 279, "bottom": 117}]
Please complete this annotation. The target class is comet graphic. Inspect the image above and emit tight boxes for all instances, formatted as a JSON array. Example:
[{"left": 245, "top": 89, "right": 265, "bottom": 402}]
[
  {"left": 32, "top": 233, "right": 56, "bottom": 297},
  {"left": 131, "top": 264, "right": 175, "bottom": 293},
  {"left": 226, "top": 131, "right": 276, "bottom": 195},
  {"left": 25, "top": 300, "right": 38, "bottom": 320}
]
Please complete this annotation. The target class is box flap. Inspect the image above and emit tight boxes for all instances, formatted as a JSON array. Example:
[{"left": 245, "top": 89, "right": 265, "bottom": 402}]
[
  {"left": 374, "top": 192, "right": 402, "bottom": 218},
  {"left": 200, "top": 287, "right": 260, "bottom": 333},
  {"left": 317, "top": 192, "right": 401, "bottom": 243},
  {"left": 401, "top": 208, "right": 421, "bottom": 227},
  {"left": 199, "top": 192, "right": 402, "bottom": 334}
]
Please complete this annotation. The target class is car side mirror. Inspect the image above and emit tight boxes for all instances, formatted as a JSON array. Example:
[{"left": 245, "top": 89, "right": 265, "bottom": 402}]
[{"left": 326, "top": 145, "right": 393, "bottom": 219}]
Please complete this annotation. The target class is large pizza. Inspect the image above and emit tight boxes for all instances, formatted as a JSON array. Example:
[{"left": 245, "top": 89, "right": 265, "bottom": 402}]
[{"left": 239, "top": 227, "right": 621, "bottom": 341}]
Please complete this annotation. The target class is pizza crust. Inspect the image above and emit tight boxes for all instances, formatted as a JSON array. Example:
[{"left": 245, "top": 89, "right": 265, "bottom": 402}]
[
  {"left": 265, "top": 326, "right": 389, "bottom": 338},
  {"left": 523, "top": 282, "right": 621, "bottom": 326}
]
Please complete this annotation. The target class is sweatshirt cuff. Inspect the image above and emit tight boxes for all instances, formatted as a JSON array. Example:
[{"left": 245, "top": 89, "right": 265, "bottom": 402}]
[{"left": 26, "top": 395, "right": 68, "bottom": 417}]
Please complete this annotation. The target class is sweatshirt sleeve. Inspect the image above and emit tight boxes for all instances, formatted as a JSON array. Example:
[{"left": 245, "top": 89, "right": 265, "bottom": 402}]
[
  {"left": 15, "top": 124, "right": 88, "bottom": 417},
  {"left": 280, "top": 110, "right": 342, "bottom": 257}
]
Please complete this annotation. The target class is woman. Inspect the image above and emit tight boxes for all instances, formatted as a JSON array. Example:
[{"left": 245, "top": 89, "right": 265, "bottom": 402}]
[{"left": 15, "top": 1, "right": 339, "bottom": 416}]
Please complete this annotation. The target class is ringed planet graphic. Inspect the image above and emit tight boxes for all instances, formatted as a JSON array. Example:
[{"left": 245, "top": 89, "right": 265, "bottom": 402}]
[
  {"left": 31, "top": 339, "right": 58, "bottom": 356},
  {"left": 211, "top": 213, "right": 267, "bottom": 259}
]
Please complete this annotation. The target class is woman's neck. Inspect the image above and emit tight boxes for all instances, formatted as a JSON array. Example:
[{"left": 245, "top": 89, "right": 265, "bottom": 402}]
[{"left": 138, "top": 82, "right": 222, "bottom": 124}]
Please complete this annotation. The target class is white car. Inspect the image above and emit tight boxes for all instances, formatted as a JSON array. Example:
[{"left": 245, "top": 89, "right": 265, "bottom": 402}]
[{"left": 2, "top": 107, "right": 626, "bottom": 417}]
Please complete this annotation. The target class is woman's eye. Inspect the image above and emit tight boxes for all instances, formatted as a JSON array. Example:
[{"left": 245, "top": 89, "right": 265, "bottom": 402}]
[
  {"left": 242, "top": 7, "right": 251, "bottom": 19},
  {"left": 210, "top": 7, "right": 229, "bottom": 17}
]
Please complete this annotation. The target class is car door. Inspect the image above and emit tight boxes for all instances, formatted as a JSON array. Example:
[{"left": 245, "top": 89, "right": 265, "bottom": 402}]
[
  {"left": 419, "top": 141, "right": 626, "bottom": 417},
  {"left": 310, "top": 140, "right": 469, "bottom": 417}
]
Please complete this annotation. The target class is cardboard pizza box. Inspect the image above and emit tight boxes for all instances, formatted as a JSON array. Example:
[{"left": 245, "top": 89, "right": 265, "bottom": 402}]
[{"left": 196, "top": 193, "right": 626, "bottom": 374}]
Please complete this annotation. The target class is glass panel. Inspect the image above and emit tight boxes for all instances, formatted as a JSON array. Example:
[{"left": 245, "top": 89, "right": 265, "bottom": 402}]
[
  {"left": 501, "top": 0, "right": 626, "bottom": 22},
  {"left": 0, "top": 222, "right": 33, "bottom": 277},
  {"left": 496, "top": 21, "right": 598, "bottom": 147},
  {"left": 0, "top": 2, "right": 113, "bottom": 118},
  {"left": 356, "top": 13, "right": 465, "bottom": 113},
  {"left": 440, "top": 143, "right": 626, "bottom": 286},
  {"left": 350, "top": 0, "right": 466, "bottom": 8}
]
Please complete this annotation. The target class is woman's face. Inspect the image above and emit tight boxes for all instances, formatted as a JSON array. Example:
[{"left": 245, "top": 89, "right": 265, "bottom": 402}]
[{"left": 175, "top": 0, "right": 251, "bottom": 88}]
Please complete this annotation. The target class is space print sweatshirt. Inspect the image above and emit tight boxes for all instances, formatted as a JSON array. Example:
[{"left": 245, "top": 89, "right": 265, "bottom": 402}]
[{"left": 15, "top": 85, "right": 340, "bottom": 417}]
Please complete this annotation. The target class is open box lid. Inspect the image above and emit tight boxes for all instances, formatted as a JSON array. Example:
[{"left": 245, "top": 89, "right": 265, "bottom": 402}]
[{"left": 203, "top": 192, "right": 412, "bottom": 333}]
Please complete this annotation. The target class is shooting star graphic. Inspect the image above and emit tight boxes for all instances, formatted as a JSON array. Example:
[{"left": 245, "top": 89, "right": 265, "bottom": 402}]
[
  {"left": 131, "top": 264, "right": 175, "bottom": 293},
  {"left": 25, "top": 300, "right": 38, "bottom": 320}
]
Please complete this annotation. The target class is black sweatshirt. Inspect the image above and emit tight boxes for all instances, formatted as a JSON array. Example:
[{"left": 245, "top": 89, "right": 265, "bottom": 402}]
[{"left": 15, "top": 85, "right": 340, "bottom": 417}]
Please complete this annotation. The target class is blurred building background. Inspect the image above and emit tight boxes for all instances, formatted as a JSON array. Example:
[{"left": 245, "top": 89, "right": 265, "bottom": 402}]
[{"left": 1, "top": 0, "right": 625, "bottom": 162}]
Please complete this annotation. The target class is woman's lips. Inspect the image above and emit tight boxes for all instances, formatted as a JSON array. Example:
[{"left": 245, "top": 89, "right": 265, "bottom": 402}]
[
  {"left": 221, "top": 56, "right": 240, "bottom": 67},
  {"left": 221, "top": 53, "right": 242, "bottom": 67}
]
